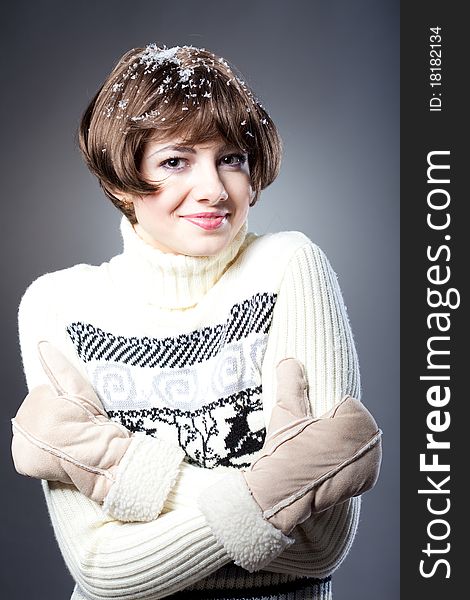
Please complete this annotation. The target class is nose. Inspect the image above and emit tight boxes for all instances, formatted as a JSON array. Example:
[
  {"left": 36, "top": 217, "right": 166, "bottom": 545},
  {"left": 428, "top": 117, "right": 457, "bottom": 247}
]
[{"left": 190, "top": 161, "right": 229, "bottom": 205}]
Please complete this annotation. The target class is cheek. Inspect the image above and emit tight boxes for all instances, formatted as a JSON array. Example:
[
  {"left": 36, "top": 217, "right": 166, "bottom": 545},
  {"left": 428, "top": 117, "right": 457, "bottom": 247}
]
[
  {"left": 132, "top": 197, "right": 163, "bottom": 232},
  {"left": 223, "top": 172, "right": 252, "bottom": 200}
]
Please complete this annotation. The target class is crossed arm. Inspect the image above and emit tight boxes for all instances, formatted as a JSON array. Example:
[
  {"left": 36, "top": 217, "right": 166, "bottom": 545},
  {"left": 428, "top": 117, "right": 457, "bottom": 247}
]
[{"left": 15, "top": 241, "right": 369, "bottom": 599}]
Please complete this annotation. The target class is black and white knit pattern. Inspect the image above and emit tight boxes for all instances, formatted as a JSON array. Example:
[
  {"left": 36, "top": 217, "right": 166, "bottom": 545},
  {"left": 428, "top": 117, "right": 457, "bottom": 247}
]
[
  {"left": 108, "top": 387, "right": 265, "bottom": 468},
  {"left": 66, "top": 293, "right": 277, "bottom": 468},
  {"left": 66, "top": 293, "right": 276, "bottom": 368}
]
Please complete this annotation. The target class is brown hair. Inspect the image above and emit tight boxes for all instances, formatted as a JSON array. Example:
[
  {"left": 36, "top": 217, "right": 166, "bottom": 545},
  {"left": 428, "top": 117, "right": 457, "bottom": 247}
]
[{"left": 78, "top": 44, "right": 283, "bottom": 223}]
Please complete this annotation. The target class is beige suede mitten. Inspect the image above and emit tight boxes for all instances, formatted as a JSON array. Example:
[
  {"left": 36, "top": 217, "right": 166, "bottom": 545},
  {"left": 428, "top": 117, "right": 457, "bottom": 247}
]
[
  {"left": 243, "top": 358, "right": 382, "bottom": 535},
  {"left": 12, "top": 341, "right": 185, "bottom": 521},
  {"left": 198, "top": 358, "right": 382, "bottom": 572}
]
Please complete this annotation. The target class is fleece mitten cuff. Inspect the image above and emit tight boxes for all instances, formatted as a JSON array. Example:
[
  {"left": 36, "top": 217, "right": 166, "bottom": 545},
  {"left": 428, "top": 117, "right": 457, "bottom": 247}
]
[{"left": 198, "top": 470, "right": 294, "bottom": 572}]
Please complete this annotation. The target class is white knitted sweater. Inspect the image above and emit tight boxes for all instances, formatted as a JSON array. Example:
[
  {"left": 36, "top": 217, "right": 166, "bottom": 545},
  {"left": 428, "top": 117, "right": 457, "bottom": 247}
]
[{"left": 17, "top": 216, "right": 361, "bottom": 599}]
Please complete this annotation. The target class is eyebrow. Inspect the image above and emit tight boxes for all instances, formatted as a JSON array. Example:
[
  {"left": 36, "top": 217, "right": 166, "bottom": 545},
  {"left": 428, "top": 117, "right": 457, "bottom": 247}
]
[
  {"left": 145, "top": 143, "right": 241, "bottom": 160},
  {"left": 146, "top": 145, "right": 195, "bottom": 159}
]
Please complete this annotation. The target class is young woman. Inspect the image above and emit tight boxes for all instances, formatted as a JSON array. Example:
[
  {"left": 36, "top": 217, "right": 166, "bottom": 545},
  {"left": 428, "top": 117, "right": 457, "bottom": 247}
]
[{"left": 12, "top": 44, "right": 382, "bottom": 599}]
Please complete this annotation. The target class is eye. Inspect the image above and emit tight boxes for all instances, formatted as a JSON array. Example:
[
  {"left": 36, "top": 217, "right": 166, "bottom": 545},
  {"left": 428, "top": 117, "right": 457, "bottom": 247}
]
[
  {"left": 160, "top": 156, "right": 187, "bottom": 170},
  {"left": 220, "top": 153, "right": 247, "bottom": 167}
]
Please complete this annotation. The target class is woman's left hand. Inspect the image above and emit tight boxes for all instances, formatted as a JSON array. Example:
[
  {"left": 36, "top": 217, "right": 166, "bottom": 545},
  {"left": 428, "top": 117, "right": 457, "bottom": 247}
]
[{"left": 11, "top": 341, "right": 185, "bottom": 521}]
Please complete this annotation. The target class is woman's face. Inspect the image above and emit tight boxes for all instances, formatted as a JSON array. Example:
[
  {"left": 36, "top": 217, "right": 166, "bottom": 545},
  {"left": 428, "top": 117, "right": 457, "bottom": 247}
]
[{"left": 129, "top": 135, "right": 254, "bottom": 256}]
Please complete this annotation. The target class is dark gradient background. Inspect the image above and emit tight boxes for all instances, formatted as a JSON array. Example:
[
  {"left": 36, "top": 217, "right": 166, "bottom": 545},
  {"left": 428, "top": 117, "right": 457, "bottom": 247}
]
[{"left": 0, "top": 1, "right": 399, "bottom": 598}]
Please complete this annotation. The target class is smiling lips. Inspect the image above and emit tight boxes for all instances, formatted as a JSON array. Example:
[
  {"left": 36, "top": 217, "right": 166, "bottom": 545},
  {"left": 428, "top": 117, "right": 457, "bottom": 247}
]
[{"left": 182, "top": 212, "right": 229, "bottom": 230}]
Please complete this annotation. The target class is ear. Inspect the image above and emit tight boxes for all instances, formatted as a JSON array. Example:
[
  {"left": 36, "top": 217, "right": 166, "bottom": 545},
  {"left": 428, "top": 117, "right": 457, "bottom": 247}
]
[
  {"left": 111, "top": 190, "right": 137, "bottom": 212},
  {"left": 112, "top": 190, "right": 133, "bottom": 204}
]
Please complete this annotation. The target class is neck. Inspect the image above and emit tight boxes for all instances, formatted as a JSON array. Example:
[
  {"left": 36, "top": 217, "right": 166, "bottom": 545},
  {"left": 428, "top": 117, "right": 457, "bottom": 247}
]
[{"left": 116, "top": 216, "right": 249, "bottom": 309}]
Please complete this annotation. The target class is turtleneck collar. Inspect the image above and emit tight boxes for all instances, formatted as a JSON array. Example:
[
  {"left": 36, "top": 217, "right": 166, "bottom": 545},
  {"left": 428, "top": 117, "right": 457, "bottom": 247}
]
[{"left": 115, "top": 216, "right": 249, "bottom": 309}]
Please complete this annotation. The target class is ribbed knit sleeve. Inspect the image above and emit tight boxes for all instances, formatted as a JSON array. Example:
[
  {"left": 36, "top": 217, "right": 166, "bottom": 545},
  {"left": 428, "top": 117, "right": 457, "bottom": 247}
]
[
  {"left": 261, "top": 241, "right": 361, "bottom": 415},
  {"left": 260, "top": 241, "right": 362, "bottom": 577},
  {"left": 43, "top": 479, "right": 231, "bottom": 599}
]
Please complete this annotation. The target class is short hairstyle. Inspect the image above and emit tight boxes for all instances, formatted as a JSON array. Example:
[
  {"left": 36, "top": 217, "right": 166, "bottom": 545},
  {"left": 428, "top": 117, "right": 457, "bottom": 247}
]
[{"left": 78, "top": 44, "right": 283, "bottom": 223}]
